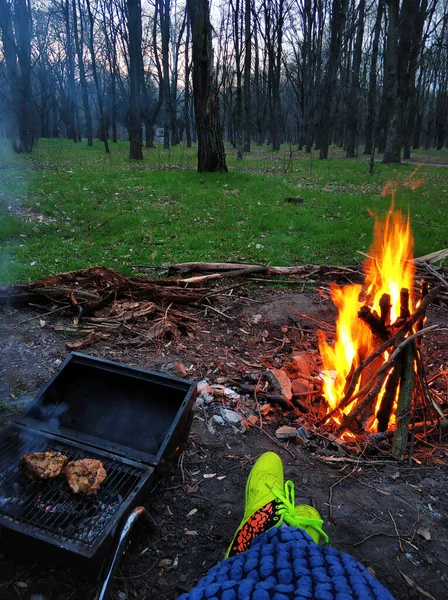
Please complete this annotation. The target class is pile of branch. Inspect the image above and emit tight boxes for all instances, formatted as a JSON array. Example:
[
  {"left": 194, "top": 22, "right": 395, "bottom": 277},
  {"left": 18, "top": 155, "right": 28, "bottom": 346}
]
[
  {"left": 0, "top": 267, "right": 204, "bottom": 349},
  {"left": 322, "top": 285, "right": 443, "bottom": 458},
  {"left": 133, "top": 258, "right": 448, "bottom": 305}
]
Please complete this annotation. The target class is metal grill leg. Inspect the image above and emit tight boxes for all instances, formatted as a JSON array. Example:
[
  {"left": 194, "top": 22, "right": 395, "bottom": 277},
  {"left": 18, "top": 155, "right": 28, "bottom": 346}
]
[{"left": 98, "top": 506, "right": 150, "bottom": 600}]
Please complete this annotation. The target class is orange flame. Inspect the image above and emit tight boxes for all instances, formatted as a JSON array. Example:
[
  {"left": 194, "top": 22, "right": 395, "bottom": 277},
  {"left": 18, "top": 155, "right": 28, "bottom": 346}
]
[{"left": 318, "top": 201, "right": 415, "bottom": 433}]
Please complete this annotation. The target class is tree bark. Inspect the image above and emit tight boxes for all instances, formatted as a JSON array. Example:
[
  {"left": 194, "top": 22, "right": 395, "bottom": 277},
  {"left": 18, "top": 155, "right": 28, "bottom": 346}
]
[
  {"left": 63, "top": 0, "right": 78, "bottom": 143},
  {"left": 383, "top": 0, "right": 428, "bottom": 163},
  {"left": 232, "top": 0, "right": 243, "bottom": 160},
  {"left": 345, "top": 0, "right": 365, "bottom": 157},
  {"left": 186, "top": 0, "right": 228, "bottom": 172},
  {"left": 364, "top": 0, "right": 384, "bottom": 155},
  {"left": 0, "top": 0, "right": 35, "bottom": 152},
  {"left": 127, "top": 0, "right": 143, "bottom": 159},
  {"left": 85, "top": 0, "right": 109, "bottom": 153},
  {"left": 243, "top": 0, "right": 251, "bottom": 152},
  {"left": 319, "top": 0, "right": 348, "bottom": 159},
  {"left": 184, "top": 17, "right": 192, "bottom": 147},
  {"left": 73, "top": 0, "right": 92, "bottom": 146}
]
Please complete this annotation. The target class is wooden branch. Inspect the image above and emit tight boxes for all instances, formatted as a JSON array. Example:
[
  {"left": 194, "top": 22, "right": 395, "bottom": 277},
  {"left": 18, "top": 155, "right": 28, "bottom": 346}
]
[
  {"left": 0, "top": 267, "right": 203, "bottom": 308},
  {"left": 400, "top": 288, "right": 410, "bottom": 320},
  {"left": 391, "top": 343, "right": 416, "bottom": 457},
  {"left": 376, "top": 365, "right": 400, "bottom": 432},
  {"left": 333, "top": 325, "right": 441, "bottom": 436},
  {"left": 424, "top": 264, "right": 448, "bottom": 290},
  {"left": 322, "top": 286, "right": 441, "bottom": 422},
  {"left": 182, "top": 266, "right": 268, "bottom": 284},
  {"left": 358, "top": 305, "right": 389, "bottom": 339},
  {"left": 334, "top": 370, "right": 390, "bottom": 437},
  {"left": 379, "top": 293, "right": 391, "bottom": 326},
  {"left": 367, "top": 420, "right": 448, "bottom": 445}
]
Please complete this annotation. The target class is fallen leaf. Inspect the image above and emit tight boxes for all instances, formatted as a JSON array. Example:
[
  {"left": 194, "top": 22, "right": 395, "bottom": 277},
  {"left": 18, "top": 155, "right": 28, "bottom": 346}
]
[
  {"left": 187, "top": 508, "right": 198, "bottom": 517},
  {"left": 184, "top": 530, "right": 198, "bottom": 535},
  {"left": 203, "top": 473, "right": 216, "bottom": 479},
  {"left": 16, "top": 582, "right": 28, "bottom": 588},
  {"left": 417, "top": 527, "right": 431, "bottom": 541},
  {"left": 217, "top": 475, "right": 226, "bottom": 480},
  {"left": 378, "top": 489, "right": 391, "bottom": 496}
]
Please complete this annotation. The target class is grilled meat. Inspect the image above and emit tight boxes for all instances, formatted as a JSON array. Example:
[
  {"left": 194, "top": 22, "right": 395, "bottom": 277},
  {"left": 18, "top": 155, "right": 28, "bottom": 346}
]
[
  {"left": 65, "top": 459, "right": 107, "bottom": 495},
  {"left": 20, "top": 451, "right": 68, "bottom": 480}
]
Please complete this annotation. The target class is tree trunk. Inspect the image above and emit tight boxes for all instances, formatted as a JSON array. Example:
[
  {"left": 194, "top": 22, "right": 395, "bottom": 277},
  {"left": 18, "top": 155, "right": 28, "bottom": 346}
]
[
  {"left": 381, "top": 0, "right": 400, "bottom": 161},
  {"left": 63, "top": 0, "right": 78, "bottom": 142},
  {"left": 232, "top": 0, "right": 243, "bottom": 160},
  {"left": 364, "top": 0, "right": 384, "bottom": 155},
  {"left": 0, "top": 0, "right": 35, "bottom": 152},
  {"left": 85, "top": 0, "right": 109, "bottom": 153},
  {"left": 319, "top": 0, "right": 348, "bottom": 159},
  {"left": 127, "top": 0, "right": 143, "bottom": 159},
  {"left": 184, "top": 17, "right": 192, "bottom": 148},
  {"left": 73, "top": 0, "right": 92, "bottom": 146},
  {"left": 186, "top": 0, "right": 228, "bottom": 172},
  {"left": 243, "top": 0, "right": 251, "bottom": 152},
  {"left": 160, "top": 0, "right": 172, "bottom": 149},
  {"left": 384, "top": 0, "right": 428, "bottom": 163},
  {"left": 345, "top": 0, "right": 365, "bottom": 157}
]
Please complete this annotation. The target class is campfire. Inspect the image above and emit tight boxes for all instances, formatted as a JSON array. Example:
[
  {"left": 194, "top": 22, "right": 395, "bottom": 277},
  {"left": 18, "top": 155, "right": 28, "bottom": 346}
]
[{"left": 317, "top": 202, "right": 441, "bottom": 457}]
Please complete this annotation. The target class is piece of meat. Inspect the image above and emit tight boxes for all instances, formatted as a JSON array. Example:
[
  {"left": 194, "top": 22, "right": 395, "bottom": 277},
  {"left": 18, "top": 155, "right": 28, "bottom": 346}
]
[
  {"left": 64, "top": 459, "right": 107, "bottom": 495},
  {"left": 20, "top": 451, "right": 68, "bottom": 480}
]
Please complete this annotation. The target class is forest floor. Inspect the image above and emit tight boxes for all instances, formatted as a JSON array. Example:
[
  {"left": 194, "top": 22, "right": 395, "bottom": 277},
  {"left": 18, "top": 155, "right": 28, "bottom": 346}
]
[
  {"left": 1, "top": 140, "right": 447, "bottom": 284},
  {"left": 0, "top": 283, "right": 448, "bottom": 600}
]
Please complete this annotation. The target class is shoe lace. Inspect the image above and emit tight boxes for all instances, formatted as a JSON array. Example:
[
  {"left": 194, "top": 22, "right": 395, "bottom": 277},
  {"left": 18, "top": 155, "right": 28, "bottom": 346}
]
[{"left": 269, "top": 480, "right": 329, "bottom": 543}]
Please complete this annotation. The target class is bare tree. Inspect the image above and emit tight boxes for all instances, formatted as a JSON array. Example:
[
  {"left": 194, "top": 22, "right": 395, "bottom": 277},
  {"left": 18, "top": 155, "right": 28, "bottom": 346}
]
[
  {"left": 345, "top": 0, "right": 365, "bottom": 157},
  {"left": 186, "top": 0, "right": 228, "bottom": 172},
  {"left": 73, "top": 0, "right": 92, "bottom": 145},
  {"left": 0, "top": 0, "right": 34, "bottom": 152},
  {"left": 319, "top": 0, "right": 348, "bottom": 159},
  {"left": 127, "top": 0, "right": 143, "bottom": 159},
  {"left": 383, "top": 0, "right": 429, "bottom": 163},
  {"left": 364, "top": 0, "right": 384, "bottom": 155}
]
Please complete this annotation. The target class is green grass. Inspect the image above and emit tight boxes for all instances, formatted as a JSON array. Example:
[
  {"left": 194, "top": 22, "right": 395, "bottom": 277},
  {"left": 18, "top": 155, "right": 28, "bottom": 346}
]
[{"left": 0, "top": 138, "right": 447, "bottom": 283}]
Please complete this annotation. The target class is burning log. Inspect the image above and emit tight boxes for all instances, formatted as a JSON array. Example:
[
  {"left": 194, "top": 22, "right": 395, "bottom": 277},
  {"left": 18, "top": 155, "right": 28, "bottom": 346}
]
[
  {"left": 358, "top": 305, "right": 389, "bottom": 340},
  {"left": 376, "top": 365, "right": 400, "bottom": 432},
  {"left": 333, "top": 324, "right": 441, "bottom": 438},
  {"left": 379, "top": 293, "right": 391, "bottom": 327},
  {"left": 391, "top": 343, "right": 415, "bottom": 457},
  {"left": 322, "top": 285, "right": 441, "bottom": 424}
]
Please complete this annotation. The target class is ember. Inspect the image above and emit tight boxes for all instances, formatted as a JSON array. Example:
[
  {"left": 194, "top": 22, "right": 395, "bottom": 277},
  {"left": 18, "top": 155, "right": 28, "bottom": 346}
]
[{"left": 317, "top": 200, "right": 441, "bottom": 456}]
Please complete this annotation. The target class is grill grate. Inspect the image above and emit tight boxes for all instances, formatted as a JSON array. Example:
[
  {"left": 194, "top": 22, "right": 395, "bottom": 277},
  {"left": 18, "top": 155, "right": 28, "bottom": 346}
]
[{"left": 0, "top": 426, "right": 149, "bottom": 553}]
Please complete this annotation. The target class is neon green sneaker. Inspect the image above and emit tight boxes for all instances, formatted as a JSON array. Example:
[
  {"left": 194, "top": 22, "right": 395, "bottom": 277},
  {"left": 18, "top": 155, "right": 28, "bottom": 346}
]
[{"left": 225, "top": 452, "right": 328, "bottom": 558}]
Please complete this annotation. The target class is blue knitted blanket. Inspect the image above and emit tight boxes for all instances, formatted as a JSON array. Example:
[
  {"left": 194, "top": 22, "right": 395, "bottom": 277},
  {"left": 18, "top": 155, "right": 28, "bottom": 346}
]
[{"left": 178, "top": 526, "right": 395, "bottom": 599}]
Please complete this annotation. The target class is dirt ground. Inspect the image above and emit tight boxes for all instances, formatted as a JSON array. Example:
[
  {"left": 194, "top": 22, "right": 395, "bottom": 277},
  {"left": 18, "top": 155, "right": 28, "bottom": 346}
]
[{"left": 0, "top": 285, "right": 447, "bottom": 600}]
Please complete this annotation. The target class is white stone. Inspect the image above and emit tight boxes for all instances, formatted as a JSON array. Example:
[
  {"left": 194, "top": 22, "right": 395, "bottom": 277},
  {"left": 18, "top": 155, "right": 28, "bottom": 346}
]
[{"left": 220, "top": 408, "right": 243, "bottom": 424}]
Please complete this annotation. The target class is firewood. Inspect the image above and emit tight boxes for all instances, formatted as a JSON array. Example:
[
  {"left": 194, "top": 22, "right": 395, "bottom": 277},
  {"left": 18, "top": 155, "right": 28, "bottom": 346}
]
[
  {"left": 379, "top": 293, "right": 391, "bottom": 326},
  {"left": 160, "top": 262, "right": 363, "bottom": 284},
  {"left": 376, "top": 365, "right": 400, "bottom": 432},
  {"left": 333, "top": 324, "right": 440, "bottom": 437},
  {"left": 358, "top": 305, "right": 389, "bottom": 339},
  {"left": 182, "top": 266, "right": 268, "bottom": 284},
  {"left": 322, "top": 286, "right": 441, "bottom": 423},
  {"left": 391, "top": 343, "right": 416, "bottom": 457},
  {"left": 399, "top": 288, "right": 410, "bottom": 320}
]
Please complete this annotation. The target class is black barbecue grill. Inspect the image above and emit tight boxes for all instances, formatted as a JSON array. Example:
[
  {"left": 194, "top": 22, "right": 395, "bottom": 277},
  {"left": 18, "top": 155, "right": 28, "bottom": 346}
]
[{"left": 0, "top": 352, "right": 196, "bottom": 599}]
